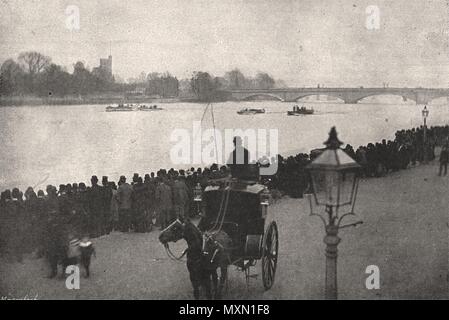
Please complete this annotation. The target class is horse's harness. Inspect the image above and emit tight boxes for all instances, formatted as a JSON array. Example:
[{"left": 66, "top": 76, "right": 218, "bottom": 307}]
[
  {"left": 162, "top": 219, "right": 202, "bottom": 262},
  {"left": 162, "top": 218, "right": 230, "bottom": 265},
  {"left": 164, "top": 243, "right": 188, "bottom": 262}
]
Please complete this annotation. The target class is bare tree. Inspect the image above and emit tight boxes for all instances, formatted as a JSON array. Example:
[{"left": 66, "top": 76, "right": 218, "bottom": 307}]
[
  {"left": 18, "top": 51, "right": 51, "bottom": 75},
  {"left": 224, "top": 69, "right": 246, "bottom": 89},
  {"left": 255, "top": 72, "right": 275, "bottom": 90}
]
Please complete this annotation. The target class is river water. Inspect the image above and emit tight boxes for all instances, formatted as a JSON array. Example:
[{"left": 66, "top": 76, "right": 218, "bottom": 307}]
[{"left": 0, "top": 97, "right": 448, "bottom": 191}]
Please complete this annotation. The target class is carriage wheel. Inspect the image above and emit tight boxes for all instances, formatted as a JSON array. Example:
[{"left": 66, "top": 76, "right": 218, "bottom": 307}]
[{"left": 262, "top": 221, "right": 278, "bottom": 290}]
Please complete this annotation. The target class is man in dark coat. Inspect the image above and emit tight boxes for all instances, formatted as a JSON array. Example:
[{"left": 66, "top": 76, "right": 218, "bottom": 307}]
[
  {"left": 132, "top": 177, "right": 147, "bottom": 232},
  {"left": 71, "top": 183, "right": 89, "bottom": 237},
  {"left": 24, "top": 187, "right": 38, "bottom": 255},
  {"left": 1, "top": 190, "right": 22, "bottom": 262},
  {"left": 9, "top": 188, "right": 25, "bottom": 262},
  {"left": 102, "top": 176, "right": 113, "bottom": 235},
  {"left": 88, "top": 176, "right": 104, "bottom": 238},
  {"left": 144, "top": 174, "right": 156, "bottom": 231},
  {"left": 439, "top": 144, "right": 448, "bottom": 176},
  {"left": 34, "top": 190, "right": 47, "bottom": 257},
  {"left": 43, "top": 214, "right": 67, "bottom": 278},
  {"left": 226, "top": 136, "right": 252, "bottom": 179},
  {"left": 58, "top": 184, "right": 72, "bottom": 222}
]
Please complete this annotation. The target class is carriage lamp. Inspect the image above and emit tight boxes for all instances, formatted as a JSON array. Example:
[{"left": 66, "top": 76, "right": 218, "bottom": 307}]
[
  {"left": 260, "top": 186, "right": 270, "bottom": 218},
  {"left": 193, "top": 183, "right": 203, "bottom": 216},
  {"left": 260, "top": 187, "right": 270, "bottom": 206},
  {"left": 306, "top": 126, "right": 363, "bottom": 300},
  {"left": 422, "top": 106, "right": 429, "bottom": 163},
  {"left": 193, "top": 183, "right": 203, "bottom": 202}
]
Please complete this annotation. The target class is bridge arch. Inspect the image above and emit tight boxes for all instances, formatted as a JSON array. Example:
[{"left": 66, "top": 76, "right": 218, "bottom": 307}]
[
  {"left": 240, "top": 93, "right": 284, "bottom": 102},
  {"left": 354, "top": 93, "right": 416, "bottom": 104},
  {"left": 293, "top": 94, "right": 345, "bottom": 103}
]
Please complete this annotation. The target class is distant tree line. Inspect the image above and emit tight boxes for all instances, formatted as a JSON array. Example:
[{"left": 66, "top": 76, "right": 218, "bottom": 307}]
[
  {"left": 1, "top": 52, "right": 284, "bottom": 101},
  {"left": 146, "top": 72, "right": 179, "bottom": 97},
  {"left": 188, "top": 68, "right": 281, "bottom": 101},
  {"left": 0, "top": 51, "right": 121, "bottom": 97}
]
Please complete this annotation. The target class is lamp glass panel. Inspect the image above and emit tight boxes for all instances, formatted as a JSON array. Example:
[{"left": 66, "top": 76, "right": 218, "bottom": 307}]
[
  {"left": 311, "top": 169, "right": 339, "bottom": 207},
  {"left": 338, "top": 170, "right": 357, "bottom": 206}
]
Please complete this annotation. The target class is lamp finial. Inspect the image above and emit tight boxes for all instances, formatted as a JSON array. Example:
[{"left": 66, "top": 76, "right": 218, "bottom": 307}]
[{"left": 324, "top": 127, "right": 343, "bottom": 149}]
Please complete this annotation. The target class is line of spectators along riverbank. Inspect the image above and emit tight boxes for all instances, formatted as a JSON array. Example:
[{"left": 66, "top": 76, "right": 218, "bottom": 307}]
[{"left": 0, "top": 125, "right": 448, "bottom": 264}]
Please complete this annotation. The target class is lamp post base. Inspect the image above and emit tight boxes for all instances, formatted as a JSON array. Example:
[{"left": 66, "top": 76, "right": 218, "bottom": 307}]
[{"left": 324, "top": 228, "right": 341, "bottom": 300}]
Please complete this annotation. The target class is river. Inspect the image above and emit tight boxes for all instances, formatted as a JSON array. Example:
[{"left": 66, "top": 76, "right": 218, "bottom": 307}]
[{"left": 0, "top": 97, "right": 448, "bottom": 191}]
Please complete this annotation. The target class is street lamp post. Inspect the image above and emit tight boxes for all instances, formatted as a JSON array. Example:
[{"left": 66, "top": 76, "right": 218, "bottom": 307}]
[
  {"left": 306, "top": 127, "right": 363, "bottom": 300},
  {"left": 422, "top": 106, "right": 429, "bottom": 164}
]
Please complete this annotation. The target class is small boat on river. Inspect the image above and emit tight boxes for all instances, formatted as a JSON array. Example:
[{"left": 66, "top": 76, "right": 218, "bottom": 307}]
[
  {"left": 105, "top": 104, "right": 134, "bottom": 112},
  {"left": 287, "top": 105, "right": 314, "bottom": 116},
  {"left": 138, "top": 104, "right": 164, "bottom": 111},
  {"left": 237, "top": 108, "right": 266, "bottom": 115}
]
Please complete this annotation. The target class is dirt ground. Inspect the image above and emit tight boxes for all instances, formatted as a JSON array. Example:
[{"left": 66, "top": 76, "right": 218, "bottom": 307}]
[{"left": 1, "top": 160, "right": 448, "bottom": 300}]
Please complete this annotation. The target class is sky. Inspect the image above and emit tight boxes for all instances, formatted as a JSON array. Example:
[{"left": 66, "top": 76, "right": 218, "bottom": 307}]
[{"left": 1, "top": 0, "right": 448, "bottom": 87}]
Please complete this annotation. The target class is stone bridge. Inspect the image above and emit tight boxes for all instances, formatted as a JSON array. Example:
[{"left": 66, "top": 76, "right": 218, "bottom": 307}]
[{"left": 227, "top": 87, "right": 449, "bottom": 104}]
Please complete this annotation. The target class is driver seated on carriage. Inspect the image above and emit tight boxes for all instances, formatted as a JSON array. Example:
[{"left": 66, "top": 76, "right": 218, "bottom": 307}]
[
  {"left": 226, "top": 136, "right": 258, "bottom": 182},
  {"left": 195, "top": 136, "right": 265, "bottom": 258}
]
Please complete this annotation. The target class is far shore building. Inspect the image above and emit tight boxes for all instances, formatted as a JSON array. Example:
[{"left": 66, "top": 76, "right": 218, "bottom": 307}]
[{"left": 92, "top": 55, "right": 113, "bottom": 82}]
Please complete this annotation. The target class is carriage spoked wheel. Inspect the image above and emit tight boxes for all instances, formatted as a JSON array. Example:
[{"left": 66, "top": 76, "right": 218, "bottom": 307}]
[{"left": 262, "top": 221, "right": 278, "bottom": 290}]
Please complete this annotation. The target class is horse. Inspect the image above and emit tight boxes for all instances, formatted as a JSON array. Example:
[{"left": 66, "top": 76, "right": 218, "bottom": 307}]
[
  {"left": 159, "top": 218, "right": 216, "bottom": 299},
  {"left": 159, "top": 217, "right": 233, "bottom": 299},
  {"left": 201, "top": 230, "right": 233, "bottom": 299}
]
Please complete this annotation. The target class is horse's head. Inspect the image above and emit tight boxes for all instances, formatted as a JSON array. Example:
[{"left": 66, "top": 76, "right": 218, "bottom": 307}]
[
  {"left": 202, "top": 232, "right": 218, "bottom": 257},
  {"left": 159, "top": 219, "right": 185, "bottom": 245}
]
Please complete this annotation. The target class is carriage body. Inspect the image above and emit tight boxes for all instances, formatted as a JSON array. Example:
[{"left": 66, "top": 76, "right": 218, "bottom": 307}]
[
  {"left": 199, "top": 179, "right": 278, "bottom": 289},
  {"left": 201, "top": 182, "right": 266, "bottom": 258}
]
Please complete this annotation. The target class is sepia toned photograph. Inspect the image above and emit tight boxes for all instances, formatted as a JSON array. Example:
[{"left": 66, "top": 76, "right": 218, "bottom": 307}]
[{"left": 0, "top": 0, "right": 448, "bottom": 301}]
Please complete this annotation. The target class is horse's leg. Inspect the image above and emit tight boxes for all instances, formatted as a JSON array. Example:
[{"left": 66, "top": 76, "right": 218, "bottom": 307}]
[
  {"left": 193, "top": 286, "right": 200, "bottom": 300},
  {"left": 188, "top": 263, "right": 200, "bottom": 300},
  {"left": 212, "top": 270, "right": 218, "bottom": 298},
  {"left": 204, "top": 273, "right": 212, "bottom": 300},
  {"left": 191, "top": 279, "right": 200, "bottom": 300},
  {"left": 217, "top": 267, "right": 228, "bottom": 299}
]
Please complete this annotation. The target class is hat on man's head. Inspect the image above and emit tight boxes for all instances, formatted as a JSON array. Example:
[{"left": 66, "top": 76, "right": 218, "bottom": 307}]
[
  {"left": 119, "top": 175, "right": 126, "bottom": 183},
  {"left": 91, "top": 175, "right": 98, "bottom": 183}
]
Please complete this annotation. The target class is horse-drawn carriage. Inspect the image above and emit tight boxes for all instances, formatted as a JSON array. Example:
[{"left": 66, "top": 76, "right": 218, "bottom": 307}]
[
  {"left": 159, "top": 168, "right": 279, "bottom": 298},
  {"left": 198, "top": 179, "right": 278, "bottom": 290}
]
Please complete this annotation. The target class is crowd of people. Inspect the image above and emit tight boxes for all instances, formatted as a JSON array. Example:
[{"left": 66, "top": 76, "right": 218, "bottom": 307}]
[
  {"left": 0, "top": 166, "right": 232, "bottom": 265},
  {"left": 0, "top": 125, "right": 448, "bottom": 268},
  {"left": 266, "top": 125, "right": 449, "bottom": 197}
]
